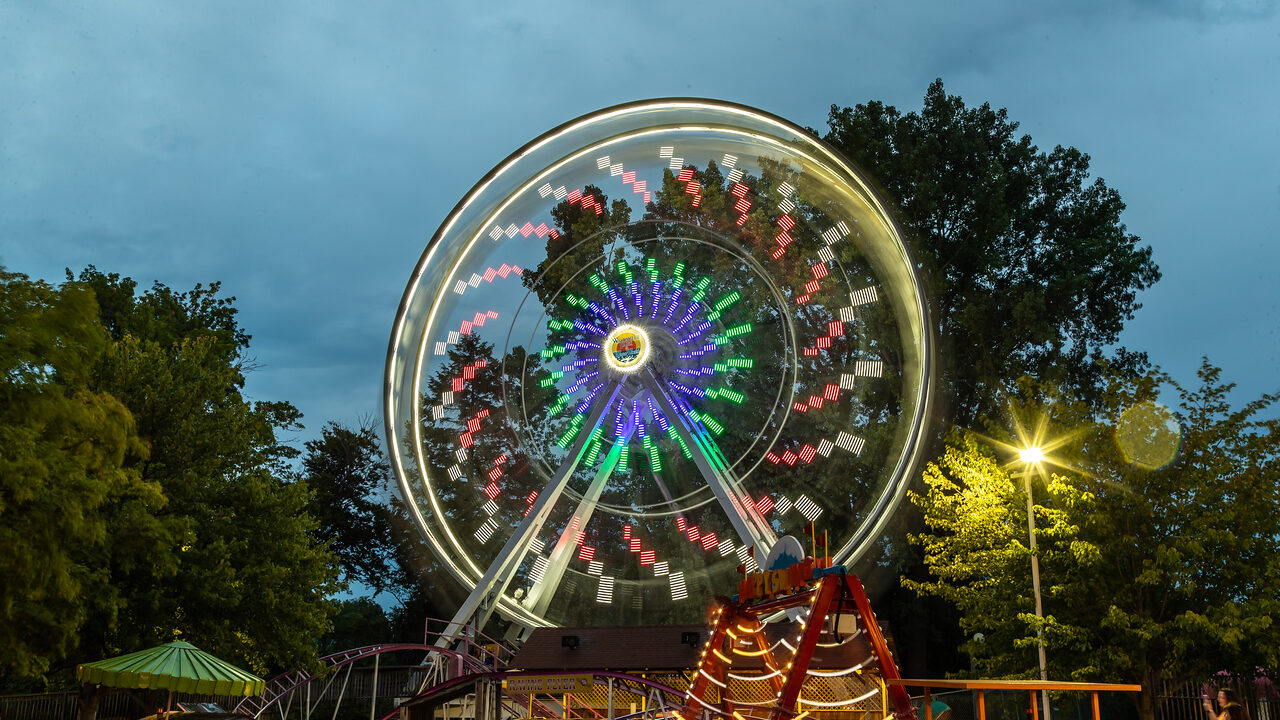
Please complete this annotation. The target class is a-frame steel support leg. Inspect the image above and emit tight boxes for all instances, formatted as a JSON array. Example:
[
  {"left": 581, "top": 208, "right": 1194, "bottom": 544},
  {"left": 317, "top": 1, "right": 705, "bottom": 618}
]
[
  {"left": 769, "top": 577, "right": 840, "bottom": 720},
  {"left": 843, "top": 574, "right": 915, "bottom": 720},
  {"left": 682, "top": 605, "right": 737, "bottom": 719}
]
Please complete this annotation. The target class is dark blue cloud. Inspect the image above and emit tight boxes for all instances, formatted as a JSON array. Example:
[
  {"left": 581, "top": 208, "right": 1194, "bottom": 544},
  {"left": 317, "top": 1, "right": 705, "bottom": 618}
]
[{"left": 2, "top": 0, "right": 1277, "bottom": 444}]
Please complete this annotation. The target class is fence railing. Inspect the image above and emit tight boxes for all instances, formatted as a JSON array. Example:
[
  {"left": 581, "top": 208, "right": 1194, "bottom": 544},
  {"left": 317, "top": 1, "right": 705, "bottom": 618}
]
[
  {"left": 1158, "top": 678, "right": 1278, "bottom": 720},
  {"left": 1, "top": 668, "right": 435, "bottom": 720}
]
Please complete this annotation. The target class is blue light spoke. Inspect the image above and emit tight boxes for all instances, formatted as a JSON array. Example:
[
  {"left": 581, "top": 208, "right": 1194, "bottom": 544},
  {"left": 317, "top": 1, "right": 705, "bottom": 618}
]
[
  {"left": 574, "top": 380, "right": 606, "bottom": 413},
  {"left": 663, "top": 287, "right": 684, "bottom": 325},
  {"left": 672, "top": 302, "right": 702, "bottom": 334}
]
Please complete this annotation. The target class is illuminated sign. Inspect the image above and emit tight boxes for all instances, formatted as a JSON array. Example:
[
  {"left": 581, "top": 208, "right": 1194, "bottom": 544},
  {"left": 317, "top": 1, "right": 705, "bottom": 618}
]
[
  {"left": 603, "top": 324, "right": 649, "bottom": 372},
  {"left": 737, "top": 556, "right": 835, "bottom": 602},
  {"left": 503, "top": 675, "right": 595, "bottom": 694}
]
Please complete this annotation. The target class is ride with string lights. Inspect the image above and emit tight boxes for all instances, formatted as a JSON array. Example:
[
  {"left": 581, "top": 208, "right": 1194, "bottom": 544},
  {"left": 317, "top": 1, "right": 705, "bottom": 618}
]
[{"left": 680, "top": 531, "right": 916, "bottom": 720}]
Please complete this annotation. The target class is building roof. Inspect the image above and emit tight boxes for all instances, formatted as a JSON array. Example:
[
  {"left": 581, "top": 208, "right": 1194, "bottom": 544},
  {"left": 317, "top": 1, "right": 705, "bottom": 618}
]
[{"left": 509, "top": 620, "right": 877, "bottom": 672}]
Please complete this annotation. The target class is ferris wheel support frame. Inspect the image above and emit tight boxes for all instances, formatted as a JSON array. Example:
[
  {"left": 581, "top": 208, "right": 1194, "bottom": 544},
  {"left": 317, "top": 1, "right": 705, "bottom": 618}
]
[{"left": 437, "top": 381, "right": 624, "bottom": 646}]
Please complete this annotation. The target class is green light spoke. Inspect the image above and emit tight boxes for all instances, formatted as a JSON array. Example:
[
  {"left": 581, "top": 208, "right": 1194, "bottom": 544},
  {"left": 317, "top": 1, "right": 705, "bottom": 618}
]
[
  {"left": 564, "top": 294, "right": 589, "bottom": 310},
  {"left": 712, "top": 323, "right": 753, "bottom": 345},
  {"left": 618, "top": 444, "right": 630, "bottom": 472},
  {"left": 549, "top": 393, "right": 571, "bottom": 415},
  {"left": 641, "top": 433, "right": 663, "bottom": 472},
  {"left": 705, "top": 291, "right": 741, "bottom": 321},
  {"left": 689, "top": 409, "right": 725, "bottom": 436},
  {"left": 705, "top": 387, "right": 745, "bottom": 404},
  {"left": 712, "top": 358, "right": 754, "bottom": 372},
  {"left": 673, "top": 262, "right": 686, "bottom": 288},
  {"left": 583, "top": 427, "right": 604, "bottom": 465},
  {"left": 690, "top": 277, "right": 712, "bottom": 304},
  {"left": 615, "top": 260, "right": 634, "bottom": 284},
  {"left": 557, "top": 412, "right": 587, "bottom": 448},
  {"left": 588, "top": 273, "right": 616, "bottom": 298},
  {"left": 548, "top": 319, "right": 574, "bottom": 331},
  {"left": 645, "top": 257, "right": 659, "bottom": 283},
  {"left": 666, "top": 425, "right": 693, "bottom": 458},
  {"left": 539, "top": 370, "right": 565, "bottom": 387},
  {"left": 540, "top": 344, "right": 568, "bottom": 360}
]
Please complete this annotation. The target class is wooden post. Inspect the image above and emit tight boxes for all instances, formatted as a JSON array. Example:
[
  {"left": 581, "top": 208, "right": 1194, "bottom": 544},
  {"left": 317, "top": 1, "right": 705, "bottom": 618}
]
[
  {"left": 1091, "top": 692, "right": 1100, "bottom": 720},
  {"left": 977, "top": 691, "right": 985, "bottom": 720},
  {"left": 1030, "top": 690, "right": 1039, "bottom": 720},
  {"left": 924, "top": 689, "right": 932, "bottom": 720}
]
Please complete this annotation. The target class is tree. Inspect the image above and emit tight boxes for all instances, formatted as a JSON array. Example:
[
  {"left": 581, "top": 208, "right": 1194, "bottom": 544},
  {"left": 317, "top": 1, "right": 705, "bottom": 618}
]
[
  {"left": 321, "top": 599, "right": 392, "bottom": 655},
  {"left": 301, "top": 421, "right": 398, "bottom": 596},
  {"left": 824, "top": 80, "right": 1161, "bottom": 429},
  {"left": 908, "top": 363, "right": 1280, "bottom": 720},
  {"left": 66, "top": 267, "right": 340, "bottom": 677},
  {"left": 0, "top": 269, "right": 169, "bottom": 684}
]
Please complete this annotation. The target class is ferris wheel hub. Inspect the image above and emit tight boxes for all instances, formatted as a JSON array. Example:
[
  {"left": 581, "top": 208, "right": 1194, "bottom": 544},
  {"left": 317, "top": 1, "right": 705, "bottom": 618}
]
[{"left": 603, "top": 324, "right": 650, "bottom": 373}]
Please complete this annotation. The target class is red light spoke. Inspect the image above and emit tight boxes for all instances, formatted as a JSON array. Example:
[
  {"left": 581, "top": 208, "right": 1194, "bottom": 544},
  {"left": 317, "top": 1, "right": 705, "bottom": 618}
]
[
  {"left": 458, "top": 310, "right": 499, "bottom": 337},
  {"left": 458, "top": 408, "right": 491, "bottom": 448},
  {"left": 755, "top": 496, "right": 775, "bottom": 515},
  {"left": 802, "top": 319, "right": 844, "bottom": 356},
  {"left": 579, "top": 545, "right": 596, "bottom": 561},
  {"left": 795, "top": 263, "right": 831, "bottom": 304},
  {"left": 567, "top": 188, "right": 604, "bottom": 216},
  {"left": 730, "top": 182, "right": 752, "bottom": 226},
  {"left": 674, "top": 167, "right": 703, "bottom": 207},
  {"left": 481, "top": 452, "right": 509, "bottom": 503},
  {"left": 452, "top": 263, "right": 525, "bottom": 298},
  {"left": 790, "top": 381, "right": 845, "bottom": 414},
  {"left": 450, "top": 360, "right": 489, "bottom": 392},
  {"left": 640, "top": 550, "right": 656, "bottom": 565},
  {"left": 599, "top": 156, "right": 655, "bottom": 206}
]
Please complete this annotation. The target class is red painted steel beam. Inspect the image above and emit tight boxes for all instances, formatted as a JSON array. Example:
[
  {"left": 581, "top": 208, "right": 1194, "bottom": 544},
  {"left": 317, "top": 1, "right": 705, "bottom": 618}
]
[{"left": 845, "top": 574, "right": 916, "bottom": 720}]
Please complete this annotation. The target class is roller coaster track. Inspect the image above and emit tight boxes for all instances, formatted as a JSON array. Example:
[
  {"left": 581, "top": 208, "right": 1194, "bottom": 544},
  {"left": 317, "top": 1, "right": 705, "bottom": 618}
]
[
  {"left": 233, "top": 644, "right": 443, "bottom": 718},
  {"left": 236, "top": 630, "right": 687, "bottom": 720},
  {"left": 389, "top": 670, "right": 686, "bottom": 720}
]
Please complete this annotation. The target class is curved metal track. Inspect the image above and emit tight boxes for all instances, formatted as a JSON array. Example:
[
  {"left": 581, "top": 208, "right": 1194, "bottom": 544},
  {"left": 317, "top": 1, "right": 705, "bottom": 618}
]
[{"left": 234, "top": 644, "right": 446, "bottom": 718}]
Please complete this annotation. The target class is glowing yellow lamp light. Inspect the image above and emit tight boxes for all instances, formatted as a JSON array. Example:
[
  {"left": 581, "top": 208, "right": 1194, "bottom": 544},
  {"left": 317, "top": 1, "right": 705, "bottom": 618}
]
[{"left": 1018, "top": 446, "right": 1045, "bottom": 465}]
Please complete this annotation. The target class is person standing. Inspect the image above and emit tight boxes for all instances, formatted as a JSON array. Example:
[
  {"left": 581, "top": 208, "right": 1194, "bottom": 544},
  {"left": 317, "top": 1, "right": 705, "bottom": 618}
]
[{"left": 1205, "top": 687, "right": 1252, "bottom": 720}]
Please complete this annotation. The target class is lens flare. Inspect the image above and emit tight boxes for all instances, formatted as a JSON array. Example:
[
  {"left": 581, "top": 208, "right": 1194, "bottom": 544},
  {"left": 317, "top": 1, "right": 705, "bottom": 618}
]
[{"left": 1116, "top": 401, "right": 1181, "bottom": 469}]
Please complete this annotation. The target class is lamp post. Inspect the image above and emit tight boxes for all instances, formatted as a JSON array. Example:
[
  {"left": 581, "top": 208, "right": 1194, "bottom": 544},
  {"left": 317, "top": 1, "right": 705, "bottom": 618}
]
[{"left": 1019, "top": 446, "right": 1050, "bottom": 720}]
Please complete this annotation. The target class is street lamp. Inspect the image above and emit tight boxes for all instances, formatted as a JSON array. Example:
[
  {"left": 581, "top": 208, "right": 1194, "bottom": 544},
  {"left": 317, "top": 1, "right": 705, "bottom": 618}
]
[{"left": 1020, "top": 446, "right": 1050, "bottom": 720}]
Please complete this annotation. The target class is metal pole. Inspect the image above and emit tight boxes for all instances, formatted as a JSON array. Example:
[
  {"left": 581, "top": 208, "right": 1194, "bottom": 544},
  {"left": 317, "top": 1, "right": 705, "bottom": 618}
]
[
  {"left": 1025, "top": 469, "right": 1049, "bottom": 720},
  {"left": 370, "top": 654, "right": 380, "bottom": 720},
  {"left": 607, "top": 678, "right": 614, "bottom": 720}
]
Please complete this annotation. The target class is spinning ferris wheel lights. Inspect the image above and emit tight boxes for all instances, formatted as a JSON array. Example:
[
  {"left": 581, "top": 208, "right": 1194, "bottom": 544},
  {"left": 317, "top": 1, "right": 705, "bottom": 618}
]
[{"left": 385, "top": 99, "right": 934, "bottom": 635}]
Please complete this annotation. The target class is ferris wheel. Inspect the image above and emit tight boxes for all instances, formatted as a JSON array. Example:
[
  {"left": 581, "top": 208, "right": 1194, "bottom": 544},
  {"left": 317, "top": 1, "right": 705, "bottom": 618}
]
[{"left": 384, "top": 99, "right": 934, "bottom": 634}]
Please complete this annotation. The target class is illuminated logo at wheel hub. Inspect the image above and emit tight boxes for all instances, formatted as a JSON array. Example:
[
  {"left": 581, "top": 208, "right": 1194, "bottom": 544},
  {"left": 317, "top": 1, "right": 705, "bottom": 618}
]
[{"left": 604, "top": 325, "right": 649, "bottom": 373}]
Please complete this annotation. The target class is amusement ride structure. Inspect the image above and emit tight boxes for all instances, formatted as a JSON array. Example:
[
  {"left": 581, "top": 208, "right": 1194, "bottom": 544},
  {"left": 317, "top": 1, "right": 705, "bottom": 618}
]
[
  {"left": 374, "top": 98, "right": 935, "bottom": 720},
  {"left": 212, "top": 99, "right": 1144, "bottom": 720}
]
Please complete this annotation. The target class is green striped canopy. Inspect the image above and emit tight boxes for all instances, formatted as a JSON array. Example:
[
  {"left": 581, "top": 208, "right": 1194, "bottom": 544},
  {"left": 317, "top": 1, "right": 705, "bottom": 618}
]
[{"left": 76, "top": 641, "right": 265, "bottom": 696}]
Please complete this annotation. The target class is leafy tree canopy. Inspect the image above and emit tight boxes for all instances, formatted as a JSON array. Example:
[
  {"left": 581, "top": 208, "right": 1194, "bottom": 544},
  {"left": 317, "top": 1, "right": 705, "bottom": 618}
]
[
  {"left": 909, "top": 363, "right": 1280, "bottom": 719},
  {"left": 824, "top": 80, "right": 1161, "bottom": 428},
  {"left": 301, "top": 421, "right": 398, "bottom": 595},
  {"left": 1, "top": 267, "right": 341, "bottom": 688},
  {"left": 0, "top": 269, "right": 167, "bottom": 682}
]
